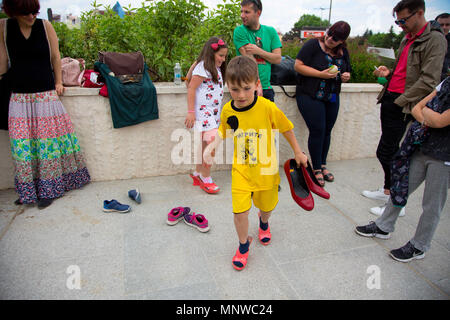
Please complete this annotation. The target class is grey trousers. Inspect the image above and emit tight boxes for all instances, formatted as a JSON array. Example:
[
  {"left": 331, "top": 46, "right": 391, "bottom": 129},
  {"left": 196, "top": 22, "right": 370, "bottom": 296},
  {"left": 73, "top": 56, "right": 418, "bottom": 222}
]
[{"left": 376, "top": 150, "right": 450, "bottom": 252}]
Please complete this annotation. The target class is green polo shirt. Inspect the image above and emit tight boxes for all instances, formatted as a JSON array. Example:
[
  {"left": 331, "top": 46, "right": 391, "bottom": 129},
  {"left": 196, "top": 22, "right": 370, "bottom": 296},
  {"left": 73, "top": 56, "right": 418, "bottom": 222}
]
[{"left": 233, "top": 24, "right": 282, "bottom": 90}]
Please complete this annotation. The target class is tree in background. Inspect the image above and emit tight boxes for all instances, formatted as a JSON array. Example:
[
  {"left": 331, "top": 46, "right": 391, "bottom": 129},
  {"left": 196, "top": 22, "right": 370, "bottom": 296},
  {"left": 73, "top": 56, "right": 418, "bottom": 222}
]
[
  {"left": 52, "top": 0, "right": 241, "bottom": 81},
  {"left": 283, "top": 14, "right": 329, "bottom": 41},
  {"left": 367, "top": 26, "right": 405, "bottom": 50}
]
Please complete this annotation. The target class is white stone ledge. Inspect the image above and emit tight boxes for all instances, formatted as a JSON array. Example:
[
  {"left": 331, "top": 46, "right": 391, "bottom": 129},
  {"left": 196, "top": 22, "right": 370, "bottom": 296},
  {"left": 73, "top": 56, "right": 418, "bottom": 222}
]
[
  {"left": 0, "top": 83, "right": 383, "bottom": 189},
  {"left": 61, "top": 83, "right": 384, "bottom": 96}
]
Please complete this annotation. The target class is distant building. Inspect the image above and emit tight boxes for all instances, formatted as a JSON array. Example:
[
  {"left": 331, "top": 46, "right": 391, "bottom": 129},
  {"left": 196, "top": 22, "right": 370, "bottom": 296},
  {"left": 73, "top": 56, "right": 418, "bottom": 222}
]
[
  {"left": 300, "top": 26, "right": 327, "bottom": 39},
  {"left": 65, "top": 14, "right": 80, "bottom": 26},
  {"left": 47, "top": 8, "right": 80, "bottom": 28}
]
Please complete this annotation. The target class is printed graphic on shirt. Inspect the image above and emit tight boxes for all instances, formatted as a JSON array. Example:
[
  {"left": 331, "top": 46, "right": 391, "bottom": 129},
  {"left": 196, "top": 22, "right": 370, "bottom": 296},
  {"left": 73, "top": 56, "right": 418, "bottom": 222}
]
[{"left": 254, "top": 36, "right": 266, "bottom": 65}]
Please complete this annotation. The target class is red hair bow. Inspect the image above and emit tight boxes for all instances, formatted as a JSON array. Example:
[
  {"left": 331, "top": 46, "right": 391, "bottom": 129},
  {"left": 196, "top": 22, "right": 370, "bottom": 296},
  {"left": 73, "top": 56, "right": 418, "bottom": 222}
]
[{"left": 211, "top": 39, "right": 225, "bottom": 51}]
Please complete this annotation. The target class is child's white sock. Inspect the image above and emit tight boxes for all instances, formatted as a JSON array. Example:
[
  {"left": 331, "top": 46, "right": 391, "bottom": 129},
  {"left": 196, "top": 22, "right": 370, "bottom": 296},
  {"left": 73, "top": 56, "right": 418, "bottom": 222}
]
[{"left": 200, "top": 174, "right": 212, "bottom": 184}]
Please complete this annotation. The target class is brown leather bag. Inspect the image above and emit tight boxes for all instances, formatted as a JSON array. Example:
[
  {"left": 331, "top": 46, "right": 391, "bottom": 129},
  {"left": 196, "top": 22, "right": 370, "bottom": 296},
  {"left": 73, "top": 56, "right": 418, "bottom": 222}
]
[{"left": 98, "top": 51, "right": 144, "bottom": 76}]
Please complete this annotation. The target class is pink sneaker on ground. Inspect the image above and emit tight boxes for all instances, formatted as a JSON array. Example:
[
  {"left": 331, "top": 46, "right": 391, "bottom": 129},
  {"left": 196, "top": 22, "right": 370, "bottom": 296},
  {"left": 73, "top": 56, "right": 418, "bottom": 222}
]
[
  {"left": 167, "top": 207, "right": 190, "bottom": 226},
  {"left": 183, "top": 212, "right": 210, "bottom": 232}
]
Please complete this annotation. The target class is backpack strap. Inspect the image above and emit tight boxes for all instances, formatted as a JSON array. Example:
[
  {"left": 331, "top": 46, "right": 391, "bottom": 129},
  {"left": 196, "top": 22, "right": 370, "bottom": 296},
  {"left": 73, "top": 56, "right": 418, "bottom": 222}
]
[{"left": 278, "top": 85, "right": 296, "bottom": 98}]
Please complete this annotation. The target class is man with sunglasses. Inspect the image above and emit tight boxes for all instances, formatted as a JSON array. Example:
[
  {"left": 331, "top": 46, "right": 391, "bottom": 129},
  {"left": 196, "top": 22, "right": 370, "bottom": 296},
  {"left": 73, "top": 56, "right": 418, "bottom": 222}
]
[
  {"left": 362, "top": 0, "right": 446, "bottom": 216},
  {"left": 233, "top": 0, "right": 282, "bottom": 102}
]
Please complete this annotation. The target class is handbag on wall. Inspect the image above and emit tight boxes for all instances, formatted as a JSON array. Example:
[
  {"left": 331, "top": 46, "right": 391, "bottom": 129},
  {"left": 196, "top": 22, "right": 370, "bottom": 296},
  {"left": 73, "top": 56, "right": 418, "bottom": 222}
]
[
  {"left": 98, "top": 51, "right": 144, "bottom": 76},
  {"left": 61, "top": 57, "right": 85, "bottom": 86},
  {"left": 271, "top": 56, "right": 297, "bottom": 98}
]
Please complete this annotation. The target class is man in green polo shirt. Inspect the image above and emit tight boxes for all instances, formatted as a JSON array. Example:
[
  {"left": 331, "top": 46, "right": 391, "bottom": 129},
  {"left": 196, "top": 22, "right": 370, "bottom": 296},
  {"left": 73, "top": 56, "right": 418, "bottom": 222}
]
[{"left": 233, "top": 0, "right": 282, "bottom": 102}]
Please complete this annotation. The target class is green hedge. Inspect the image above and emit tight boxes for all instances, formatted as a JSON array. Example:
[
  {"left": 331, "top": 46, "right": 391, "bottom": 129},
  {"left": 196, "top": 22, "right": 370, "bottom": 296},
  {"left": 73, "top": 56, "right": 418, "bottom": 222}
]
[
  {"left": 53, "top": 0, "right": 385, "bottom": 83},
  {"left": 53, "top": 0, "right": 241, "bottom": 81},
  {"left": 282, "top": 39, "right": 382, "bottom": 83}
]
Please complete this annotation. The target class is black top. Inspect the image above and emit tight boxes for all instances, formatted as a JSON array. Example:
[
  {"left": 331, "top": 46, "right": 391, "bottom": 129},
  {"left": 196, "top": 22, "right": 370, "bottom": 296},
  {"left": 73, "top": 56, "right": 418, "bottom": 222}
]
[
  {"left": 295, "top": 38, "right": 351, "bottom": 100},
  {"left": 6, "top": 18, "right": 55, "bottom": 93}
]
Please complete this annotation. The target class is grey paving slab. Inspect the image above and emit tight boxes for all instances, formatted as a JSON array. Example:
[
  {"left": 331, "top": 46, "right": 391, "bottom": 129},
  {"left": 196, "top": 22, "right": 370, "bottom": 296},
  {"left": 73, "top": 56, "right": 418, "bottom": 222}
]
[
  {"left": 0, "top": 158, "right": 448, "bottom": 300},
  {"left": 278, "top": 245, "right": 448, "bottom": 300}
]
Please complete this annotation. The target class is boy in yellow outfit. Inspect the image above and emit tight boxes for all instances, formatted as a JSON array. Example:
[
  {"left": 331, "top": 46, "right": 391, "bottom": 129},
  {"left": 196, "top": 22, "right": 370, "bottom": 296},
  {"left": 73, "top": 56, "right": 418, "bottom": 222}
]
[{"left": 204, "top": 56, "right": 308, "bottom": 271}]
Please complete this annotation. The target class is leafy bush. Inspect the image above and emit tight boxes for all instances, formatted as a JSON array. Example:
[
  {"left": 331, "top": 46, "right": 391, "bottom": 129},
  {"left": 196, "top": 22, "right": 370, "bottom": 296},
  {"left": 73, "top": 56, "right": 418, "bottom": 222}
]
[
  {"left": 345, "top": 39, "right": 381, "bottom": 83},
  {"left": 53, "top": 0, "right": 387, "bottom": 83},
  {"left": 281, "top": 38, "right": 382, "bottom": 83},
  {"left": 281, "top": 39, "right": 302, "bottom": 59},
  {"left": 53, "top": 0, "right": 241, "bottom": 81}
]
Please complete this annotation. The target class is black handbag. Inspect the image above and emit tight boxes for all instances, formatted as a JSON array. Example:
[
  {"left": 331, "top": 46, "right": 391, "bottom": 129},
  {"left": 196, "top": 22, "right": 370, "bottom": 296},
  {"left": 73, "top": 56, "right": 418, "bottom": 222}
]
[{"left": 270, "top": 56, "right": 297, "bottom": 98}]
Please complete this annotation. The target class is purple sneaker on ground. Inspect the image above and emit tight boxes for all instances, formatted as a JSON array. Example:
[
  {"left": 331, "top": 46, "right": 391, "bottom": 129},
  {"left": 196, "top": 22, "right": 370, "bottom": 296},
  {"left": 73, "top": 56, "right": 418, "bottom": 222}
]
[
  {"left": 167, "top": 207, "right": 190, "bottom": 225},
  {"left": 183, "top": 212, "right": 210, "bottom": 233}
]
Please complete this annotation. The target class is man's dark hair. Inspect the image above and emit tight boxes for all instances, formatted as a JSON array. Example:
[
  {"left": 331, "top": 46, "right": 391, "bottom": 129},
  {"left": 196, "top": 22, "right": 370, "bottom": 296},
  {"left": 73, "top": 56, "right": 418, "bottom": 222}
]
[
  {"left": 435, "top": 13, "right": 450, "bottom": 20},
  {"left": 241, "top": 0, "right": 262, "bottom": 12},
  {"left": 392, "top": 0, "right": 425, "bottom": 17}
]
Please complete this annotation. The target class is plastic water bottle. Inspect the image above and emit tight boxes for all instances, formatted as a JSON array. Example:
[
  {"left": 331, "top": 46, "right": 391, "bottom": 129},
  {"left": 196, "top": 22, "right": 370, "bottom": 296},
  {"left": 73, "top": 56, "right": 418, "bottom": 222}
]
[{"left": 174, "top": 62, "right": 182, "bottom": 85}]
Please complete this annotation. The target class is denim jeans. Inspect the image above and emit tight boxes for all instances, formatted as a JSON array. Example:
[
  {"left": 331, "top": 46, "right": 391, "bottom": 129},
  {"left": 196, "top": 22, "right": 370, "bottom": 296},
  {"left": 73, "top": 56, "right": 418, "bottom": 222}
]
[{"left": 263, "top": 89, "right": 275, "bottom": 102}]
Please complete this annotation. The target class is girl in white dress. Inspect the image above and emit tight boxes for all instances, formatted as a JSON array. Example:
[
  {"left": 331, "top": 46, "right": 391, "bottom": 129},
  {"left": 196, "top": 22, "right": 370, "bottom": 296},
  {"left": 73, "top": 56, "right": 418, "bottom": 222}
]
[{"left": 185, "top": 37, "right": 228, "bottom": 193}]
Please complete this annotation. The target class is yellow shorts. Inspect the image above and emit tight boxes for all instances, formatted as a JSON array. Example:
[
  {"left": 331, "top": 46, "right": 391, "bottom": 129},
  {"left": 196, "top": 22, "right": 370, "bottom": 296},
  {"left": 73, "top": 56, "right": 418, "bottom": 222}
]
[{"left": 232, "top": 185, "right": 279, "bottom": 214}]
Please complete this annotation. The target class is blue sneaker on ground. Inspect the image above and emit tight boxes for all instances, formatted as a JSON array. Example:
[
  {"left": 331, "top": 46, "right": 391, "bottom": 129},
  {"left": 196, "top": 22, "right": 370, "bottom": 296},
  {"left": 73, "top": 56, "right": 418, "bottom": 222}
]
[
  {"left": 128, "top": 188, "right": 141, "bottom": 204},
  {"left": 103, "top": 200, "right": 131, "bottom": 213}
]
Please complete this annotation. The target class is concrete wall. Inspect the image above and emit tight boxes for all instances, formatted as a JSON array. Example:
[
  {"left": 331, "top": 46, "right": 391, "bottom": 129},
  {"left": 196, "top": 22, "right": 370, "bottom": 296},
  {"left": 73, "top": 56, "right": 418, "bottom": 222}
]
[{"left": 0, "top": 83, "right": 383, "bottom": 190}]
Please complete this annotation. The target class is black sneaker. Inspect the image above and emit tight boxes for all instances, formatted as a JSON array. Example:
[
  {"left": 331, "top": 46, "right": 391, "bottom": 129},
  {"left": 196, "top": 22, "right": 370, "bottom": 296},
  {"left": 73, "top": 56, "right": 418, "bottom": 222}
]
[
  {"left": 390, "top": 241, "right": 425, "bottom": 263},
  {"left": 355, "top": 221, "right": 390, "bottom": 239}
]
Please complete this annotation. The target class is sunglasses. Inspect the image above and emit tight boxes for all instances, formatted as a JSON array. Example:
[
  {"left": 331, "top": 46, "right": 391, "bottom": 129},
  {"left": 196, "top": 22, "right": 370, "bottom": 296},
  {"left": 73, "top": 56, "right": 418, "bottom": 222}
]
[
  {"left": 328, "top": 34, "right": 344, "bottom": 42},
  {"left": 248, "top": 0, "right": 262, "bottom": 11},
  {"left": 20, "top": 11, "right": 39, "bottom": 16},
  {"left": 395, "top": 11, "right": 417, "bottom": 25}
]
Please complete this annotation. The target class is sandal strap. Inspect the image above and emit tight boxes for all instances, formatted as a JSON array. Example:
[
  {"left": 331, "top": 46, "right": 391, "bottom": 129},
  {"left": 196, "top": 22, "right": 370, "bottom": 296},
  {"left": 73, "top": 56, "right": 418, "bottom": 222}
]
[
  {"left": 204, "top": 183, "right": 219, "bottom": 191},
  {"left": 259, "top": 226, "right": 271, "bottom": 242}
]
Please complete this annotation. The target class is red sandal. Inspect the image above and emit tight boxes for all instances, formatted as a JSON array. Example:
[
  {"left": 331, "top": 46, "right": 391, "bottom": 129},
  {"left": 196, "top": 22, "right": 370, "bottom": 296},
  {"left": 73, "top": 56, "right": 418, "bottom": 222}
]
[
  {"left": 232, "top": 237, "right": 253, "bottom": 271},
  {"left": 189, "top": 173, "right": 201, "bottom": 186},
  {"left": 258, "top": 212, "right": 271, "bottom": 245},
  {"left": 190, "top": 174, "right": 220, "bottom": 194},
  {"left": 199, "top": 182, "right": 220, "bottom": 194}
]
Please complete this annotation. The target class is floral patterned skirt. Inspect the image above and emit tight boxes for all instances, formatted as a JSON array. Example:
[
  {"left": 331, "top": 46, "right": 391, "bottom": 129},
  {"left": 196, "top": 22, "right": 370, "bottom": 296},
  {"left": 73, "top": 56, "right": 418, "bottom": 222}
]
[{"left": 8, "top": 90, "right": 90, "bottom": 204}]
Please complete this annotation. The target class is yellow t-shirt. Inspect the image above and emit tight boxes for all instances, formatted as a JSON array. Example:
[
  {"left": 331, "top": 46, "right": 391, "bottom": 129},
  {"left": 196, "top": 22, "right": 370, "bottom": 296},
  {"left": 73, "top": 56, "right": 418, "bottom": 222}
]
[{"left": 218, "top": 96, "right": 294, "bottom": 191}]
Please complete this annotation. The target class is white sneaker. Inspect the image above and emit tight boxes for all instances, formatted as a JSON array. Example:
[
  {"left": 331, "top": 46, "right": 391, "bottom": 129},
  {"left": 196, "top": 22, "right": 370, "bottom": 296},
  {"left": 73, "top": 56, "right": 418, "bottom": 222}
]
[
  {"left": 361, "top": 188, "right": 390, "bottom": 202},
  {"left": 369, "top": 205, "right": 405, "bottom": 217}
]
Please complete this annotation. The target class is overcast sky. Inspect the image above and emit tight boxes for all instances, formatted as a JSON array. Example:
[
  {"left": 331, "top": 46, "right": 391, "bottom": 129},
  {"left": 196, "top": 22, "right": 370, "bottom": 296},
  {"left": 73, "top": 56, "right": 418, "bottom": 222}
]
[{"left": 37, "top": 0, "right": 449, "bottom": 36}]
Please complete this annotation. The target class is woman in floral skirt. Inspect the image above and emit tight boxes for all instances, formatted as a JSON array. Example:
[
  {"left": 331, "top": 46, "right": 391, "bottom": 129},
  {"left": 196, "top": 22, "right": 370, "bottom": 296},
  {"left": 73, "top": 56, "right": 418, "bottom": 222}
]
[{"left": 0, "top": 0, "right": 90, "bottom": 209}]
